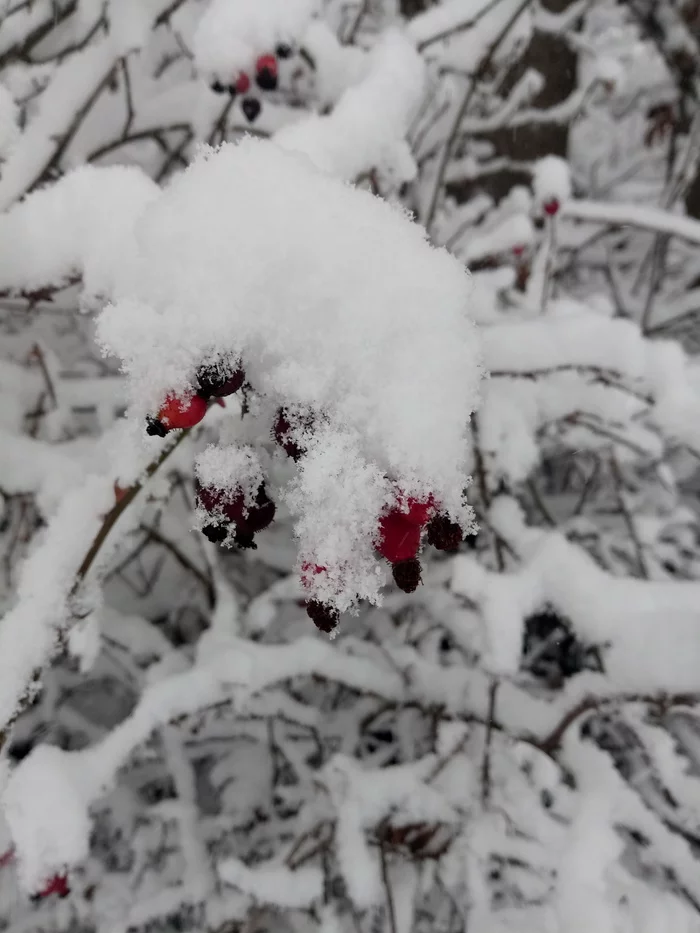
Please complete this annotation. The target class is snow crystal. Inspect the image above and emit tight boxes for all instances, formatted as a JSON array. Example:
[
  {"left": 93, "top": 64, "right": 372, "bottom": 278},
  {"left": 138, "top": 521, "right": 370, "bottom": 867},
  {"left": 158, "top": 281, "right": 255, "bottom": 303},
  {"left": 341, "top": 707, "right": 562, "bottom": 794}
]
[{"left": 196, "top": 444, "right": 264, "bottom": 506}]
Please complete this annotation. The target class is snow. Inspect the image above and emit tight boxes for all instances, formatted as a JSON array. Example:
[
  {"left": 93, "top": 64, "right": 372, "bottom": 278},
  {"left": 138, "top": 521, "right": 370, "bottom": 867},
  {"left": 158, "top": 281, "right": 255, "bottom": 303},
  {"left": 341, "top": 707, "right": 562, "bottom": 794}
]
[
  {"left": 564, "top": 198, "right": 700, "bottom": 245},
  {"left": 275, "top": 29, "right": 425, "bottom": 181},
  {"left": 453, "top": 504, "right": 700, "bottom": 690},
  {"left": 533, "top": 155, "right": 571, "bottom": 207},
  {"left": 2, "top": 746, "right": 92, "bottom": 892},
  {"left": 219, "top": 858, "right": 322, "bottom": 908},
  {"left": 0, "top": 83, "right": 17, "bottom": 156},
  {"left": 193, "top": 0, "right": 318, "bottom": 80}
]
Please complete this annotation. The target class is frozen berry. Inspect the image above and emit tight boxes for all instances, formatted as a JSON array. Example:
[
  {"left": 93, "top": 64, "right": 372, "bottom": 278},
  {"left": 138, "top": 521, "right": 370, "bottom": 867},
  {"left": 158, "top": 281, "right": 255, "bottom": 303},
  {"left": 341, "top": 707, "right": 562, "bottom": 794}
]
[
  {"left": 156, "top": 394, "right": 207, "bottom": 431},
  {"left": 274, "top": 408, "right": 305, "bottom": 460},
  {"left": 543, "top": 198, "right": 560, "bottom": 217},
  {"left": 276, "top": 43, "right": 293, "bottom": 59},
  {"left": 392, "top": 558, "right": 422, "bottom": 593},
  {"left": 376, "top": 512, "right": 422, "bottom": 564},
  {"left": 301, "top": 561, "right": 327, "bottom": 589},
  {"left": 306, "top": 600, "right": 339, "bottom": 633},
  {"left": 202, "top": 522, "right": 228, "bottom": 544},
  {"left": 196, "top": 363, "right": 245, "bottom": 398},
  {"left": 398, "top": 495, "right": 436, "bottom": 527},
  {"left": 234, "top": 72, "right": 250, "bottom": 94},
  {"left": 211, "top": 80, "right": 226, "bottom": 94},
  {"left": 255, "top": 54, "right": 278, "bottom": 90},
  {"left": 242, "top": 98, "right": 261, "bottom": 122},
  {"left": 242, "top": 485, "right": 276, "bottom": 533},
  {"left": 426, "top": 514, "right": 463, "bottom": 551}
]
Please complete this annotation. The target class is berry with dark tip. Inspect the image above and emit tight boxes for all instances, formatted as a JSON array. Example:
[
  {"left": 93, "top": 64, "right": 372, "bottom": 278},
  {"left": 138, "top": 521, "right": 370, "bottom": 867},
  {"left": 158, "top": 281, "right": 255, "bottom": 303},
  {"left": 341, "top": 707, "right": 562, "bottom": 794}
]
[
  {"left": 392, "top": 558, "right": 422, "bottom": 593},
  {"left": 376, "top": 511, "right": 421, "bottom": 564},
  {"left": 196, "top": 363, "right": 245, "bottom": 398},
  {"left": 155, "top": 393, "right": 207, "bottom": 431},
  {"left": 146, "top": 416, "right": 168, "bottom": 437},
  {"left": 241, "top": 485, "right": 276, "bottom": 533},
  {"left": 276, "top": 43, "right": 293, "bottom": 59},
  {"left": 211, "top": 80, "right": 226, "bottom": 94},
  {"left": 202, "top": 523, "right": 228, "bottom": 544},
  {"left": 242, "top": 98, "right": 262, "bottom": 122},
  {"left": 306, "top": 599, "right": 339, "bottom": 633},
  {"left": 255, "top": 54, "right": 278, "bottom": 90},
  {"left": 426, "top": 514, "right": 464, "bottom": 551},
  {"left": 543, "top": 198, "right": 560, "bottom": 216}
]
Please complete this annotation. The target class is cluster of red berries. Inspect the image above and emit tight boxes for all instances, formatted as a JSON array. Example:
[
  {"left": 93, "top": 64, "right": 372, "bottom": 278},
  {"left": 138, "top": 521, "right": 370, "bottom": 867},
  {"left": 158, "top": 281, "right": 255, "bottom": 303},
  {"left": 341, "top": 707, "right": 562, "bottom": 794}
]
[
  {"left": 146, "top": 361, "right": 245, "bottom": 437},
  {"left": 147, "top": 369, "right": 475, "bottom": 634},
  {"left": 210, "top": 43, "right": 293, "bottom": 123},
  {"left": 302, "top": 498, "right": 471, "bottom": 635}
]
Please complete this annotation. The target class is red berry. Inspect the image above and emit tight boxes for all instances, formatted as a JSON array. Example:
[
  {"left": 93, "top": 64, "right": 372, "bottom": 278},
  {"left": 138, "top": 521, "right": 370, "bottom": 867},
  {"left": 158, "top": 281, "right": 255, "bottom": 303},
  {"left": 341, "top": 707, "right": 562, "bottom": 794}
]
[
  {"left": 157, "top": 394, "right": 207, "bottom": 431},
  {"left": 234, "top": 72, "right": 250, "bottom": 94},
  {"left": 397, "top": 495, "right": 436, "bottom": 527},
  {"left": 256, "top": 54, "right": 278, "bottom": 76},
  {"left": 35, "top": 873, "right": 70, "bottom": 899},
  {"left": 376, "top": 512, "right": 421, "bottom": 564},
  {"left": 543, "top": 198, "right": 560, "bottom": 216},
  {"left": 255, "top": 54, "right": 278, "bottom": 90},
  {"left": 306, "top": 600, "right": 339, "bottom": 633},
  {"left": 392, "top": 558, "right": 422, "bottom": 593},
  {"left": 512, "top": 244, "right": 525, "bottom": 257}
]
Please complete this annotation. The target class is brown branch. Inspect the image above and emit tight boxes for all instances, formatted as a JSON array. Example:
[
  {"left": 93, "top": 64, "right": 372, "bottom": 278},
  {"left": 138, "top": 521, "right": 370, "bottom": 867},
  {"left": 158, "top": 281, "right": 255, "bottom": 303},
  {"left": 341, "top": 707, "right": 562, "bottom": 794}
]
[
  {"left": 537, "top": 691, "right": 700, "bottom": 755},
  {"left": 72, "top": 429, "right": 190, "bottom": 592},
  {"left": 139, "top": 522, "right": 215, "bottom": 606}
]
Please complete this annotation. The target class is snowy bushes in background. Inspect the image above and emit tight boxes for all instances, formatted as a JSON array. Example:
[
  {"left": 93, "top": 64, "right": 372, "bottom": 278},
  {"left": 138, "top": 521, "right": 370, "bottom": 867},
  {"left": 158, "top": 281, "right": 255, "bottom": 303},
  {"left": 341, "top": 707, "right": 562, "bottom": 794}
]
[{"left": 3, "top": 0, "right": 700, "bottom": 932}]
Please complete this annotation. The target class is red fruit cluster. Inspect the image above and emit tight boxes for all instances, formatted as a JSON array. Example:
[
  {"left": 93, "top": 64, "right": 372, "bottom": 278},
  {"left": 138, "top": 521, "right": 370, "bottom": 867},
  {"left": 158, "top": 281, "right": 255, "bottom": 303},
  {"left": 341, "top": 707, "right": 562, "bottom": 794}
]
[
  {"left": 146, "top": 361, "right": 245, "bottom": 436},
  {"left": 197, "top": 480, "right": 275, "bottom": 549}
]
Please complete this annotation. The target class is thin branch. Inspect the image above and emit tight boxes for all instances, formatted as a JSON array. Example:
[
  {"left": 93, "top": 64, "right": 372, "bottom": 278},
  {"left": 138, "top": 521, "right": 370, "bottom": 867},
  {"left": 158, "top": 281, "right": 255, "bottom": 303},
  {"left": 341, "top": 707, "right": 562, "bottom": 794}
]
[{"left": 379, "top": 842, "right": 398, "bottom": 933}]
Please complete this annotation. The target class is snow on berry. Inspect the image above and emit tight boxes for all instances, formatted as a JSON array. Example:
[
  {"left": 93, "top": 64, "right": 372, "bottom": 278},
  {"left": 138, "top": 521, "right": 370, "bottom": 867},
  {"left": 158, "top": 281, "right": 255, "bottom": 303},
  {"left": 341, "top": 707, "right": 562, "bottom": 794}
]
[
  {"left": 532, "top": 155, "right": 571, "bottom": 213},
  {"left": 2, "top": 746, "right": 90, "bottom": 893},
  {"left": 151, "top": 392, "right": 208, "bottom": 433},
  {"left": 193, "top": 0, "right": 316, "bottom": 79},
  {"left": 376, "top": 511, "right": 422, "bottom": 565}
]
